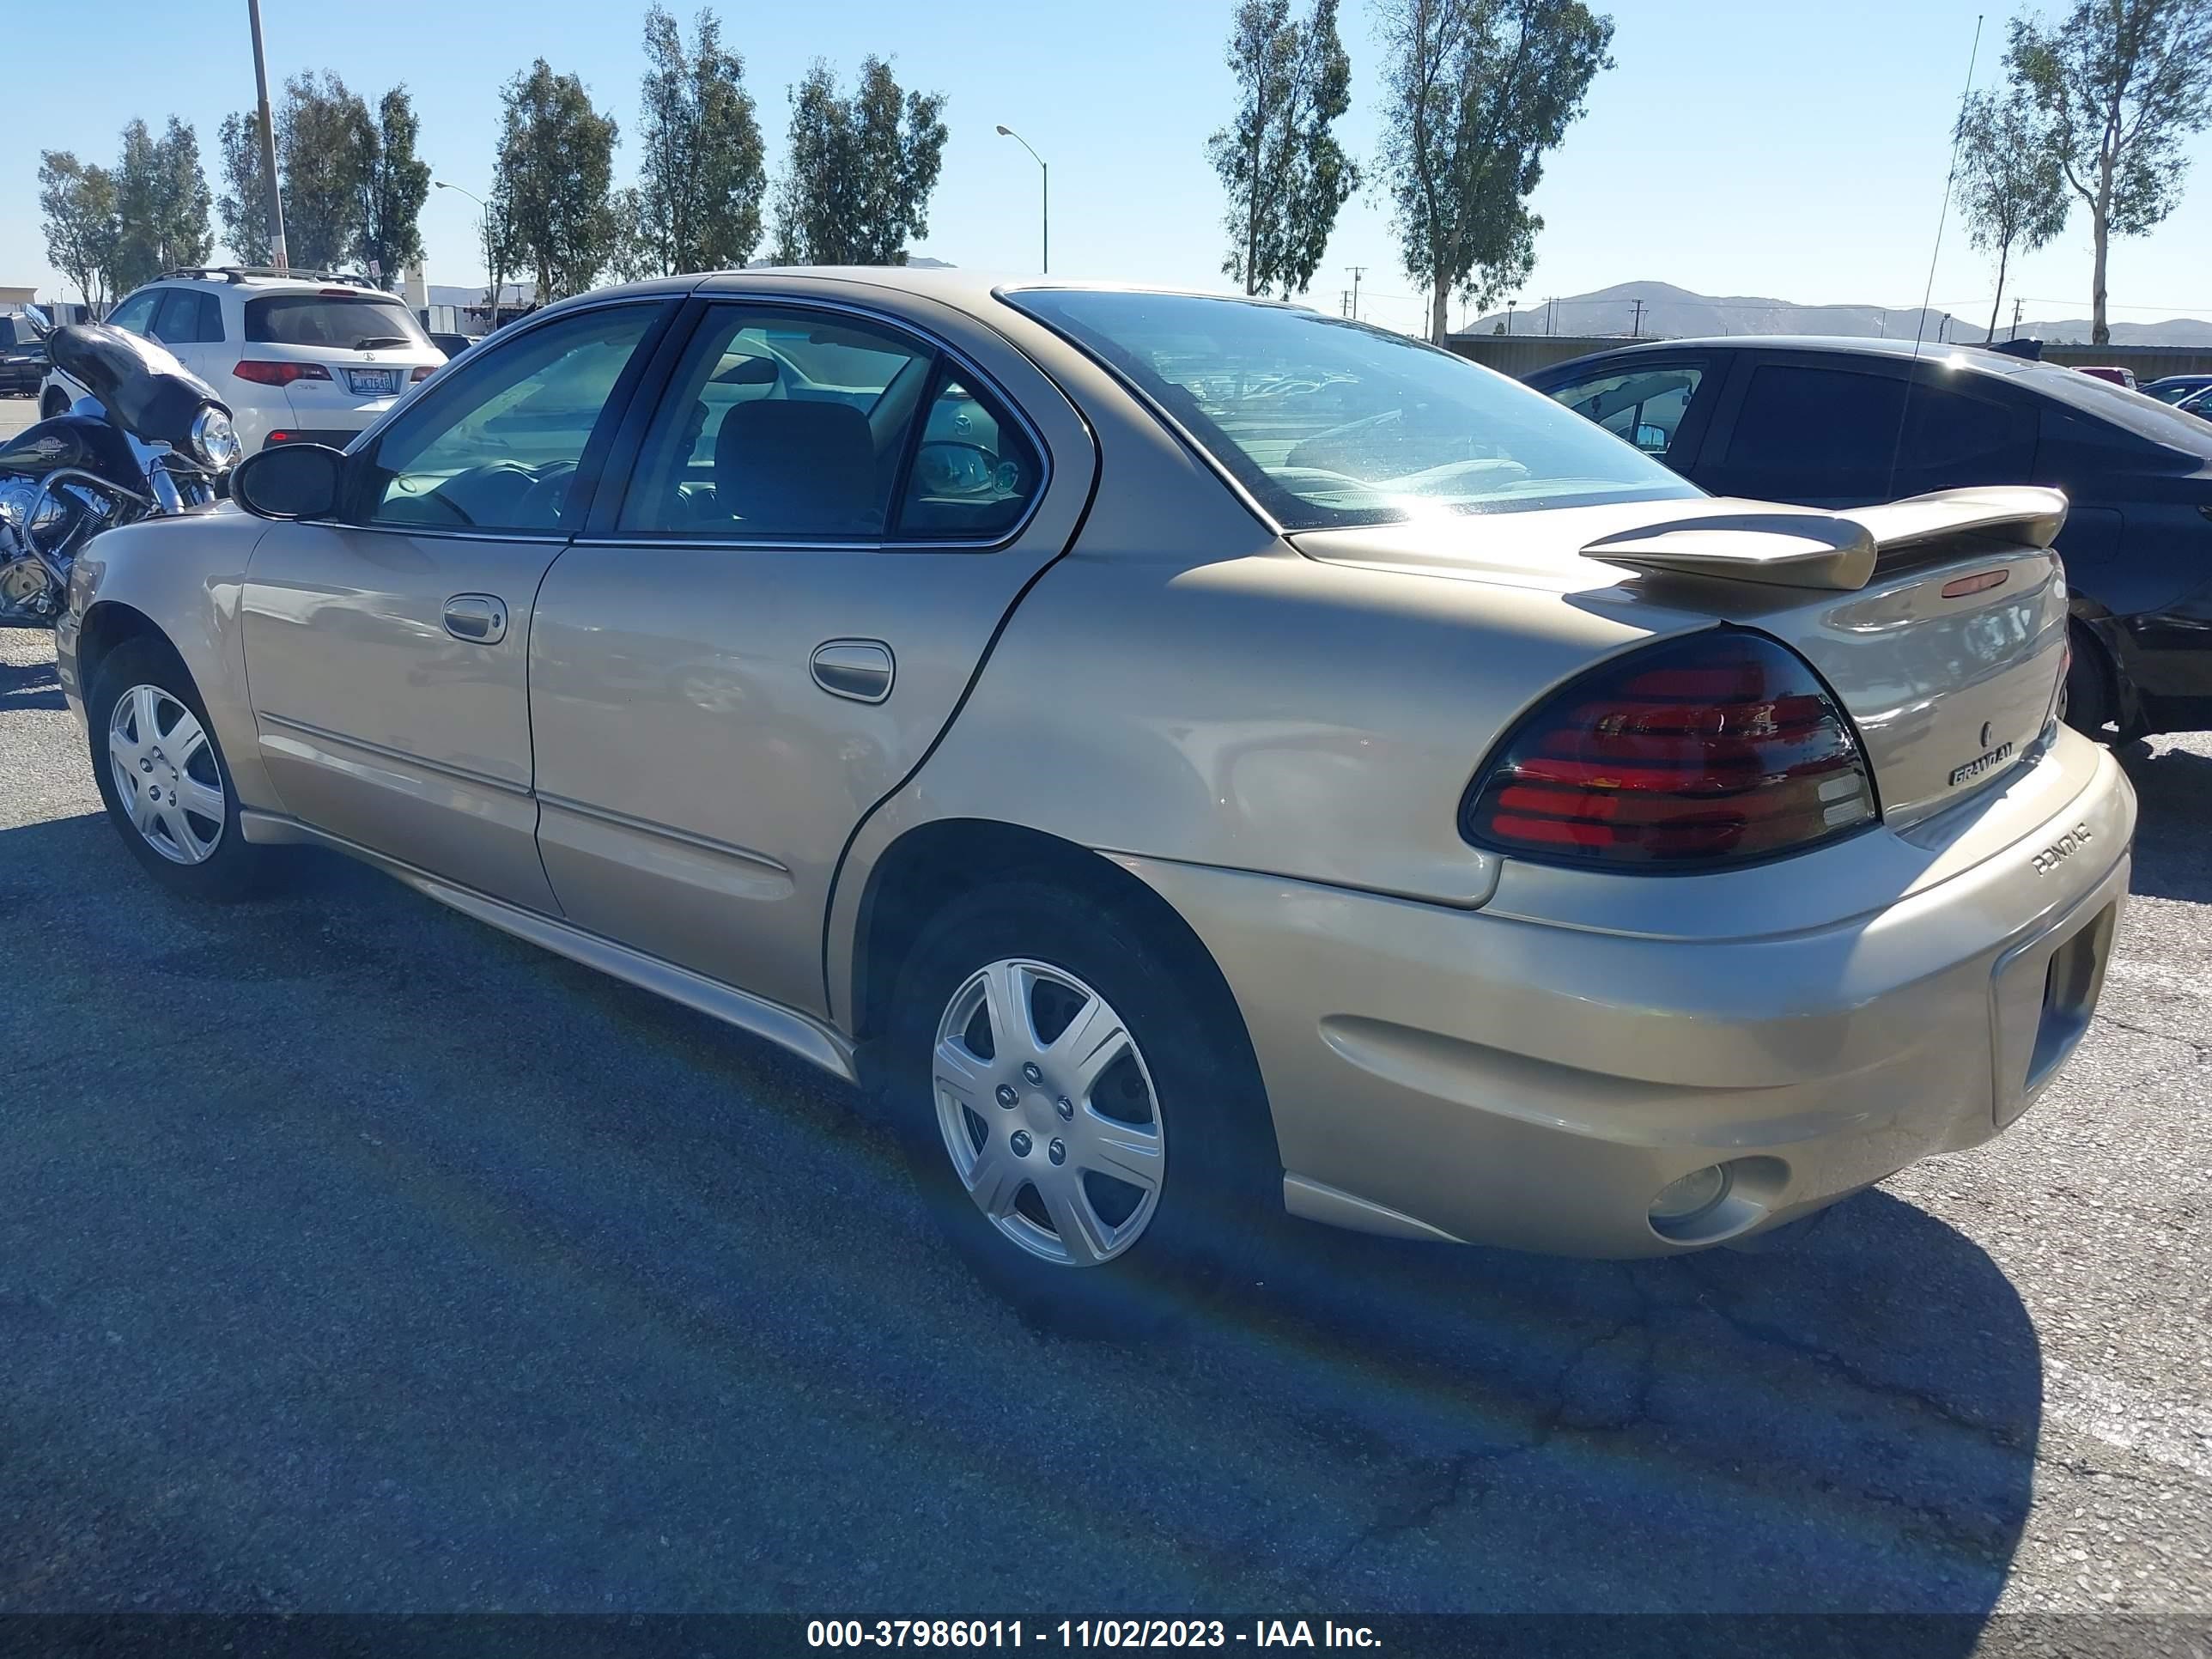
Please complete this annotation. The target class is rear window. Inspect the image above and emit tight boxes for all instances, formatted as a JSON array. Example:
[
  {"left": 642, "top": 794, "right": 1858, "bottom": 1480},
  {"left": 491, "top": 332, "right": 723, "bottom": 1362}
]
[
  {"left": 246, "top": 295, "right": 427, "bottom": 349},
  {"left": 2020, "top": 363, "right": 2212, "bottom": 453},
  {"left": 1008, "top": 289, "right": 1698, "bottom": 530},
  {"left": 0, "top": 318, "right": 40, "bottom": 348}
]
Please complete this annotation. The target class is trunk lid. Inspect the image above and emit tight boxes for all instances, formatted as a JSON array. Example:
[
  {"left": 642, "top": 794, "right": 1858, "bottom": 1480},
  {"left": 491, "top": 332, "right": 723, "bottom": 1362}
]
[{"left": 1291, "top": 487, "right": 2071, "bottom": 828}]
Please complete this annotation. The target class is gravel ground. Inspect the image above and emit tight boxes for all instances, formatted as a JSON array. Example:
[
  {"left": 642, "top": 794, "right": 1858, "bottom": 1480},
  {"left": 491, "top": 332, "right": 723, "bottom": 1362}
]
[{"left": 2, "top": 612, "right": 2209, "bottom": 1632}]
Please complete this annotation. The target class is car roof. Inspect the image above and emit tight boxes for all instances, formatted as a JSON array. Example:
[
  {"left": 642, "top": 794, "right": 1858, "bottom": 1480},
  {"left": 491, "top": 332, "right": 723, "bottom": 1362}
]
[
  {"left": 526, "top": 267, "right": 1331, "bottom": 323},
  {"left": 1525, "top": 333, "right": 2061, "bottom": 384},
  {"left": 137, "top": 270, "right": 410, "bottom": 303}
]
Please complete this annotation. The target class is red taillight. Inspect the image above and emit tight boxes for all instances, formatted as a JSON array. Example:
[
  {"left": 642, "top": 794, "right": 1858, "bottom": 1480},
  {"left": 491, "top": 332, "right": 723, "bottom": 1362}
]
[
  {"left": 232, "top": 360, "right": 331, "bottom": 386},
  {"left": 1462, "top": 630, "right": 1877, "bottom": 868},
  {"left": 410, "top": 365, "right": 434, "bottom": 382}
]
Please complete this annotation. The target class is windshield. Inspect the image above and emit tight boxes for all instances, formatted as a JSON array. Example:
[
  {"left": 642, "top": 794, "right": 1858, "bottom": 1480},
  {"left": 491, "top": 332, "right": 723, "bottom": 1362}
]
[
  {"left": 1007, "top": 289, "right": 1699, "bottom": 529},
  {"left": 245, "top": 294, "right": 428, "bottom": 350}
]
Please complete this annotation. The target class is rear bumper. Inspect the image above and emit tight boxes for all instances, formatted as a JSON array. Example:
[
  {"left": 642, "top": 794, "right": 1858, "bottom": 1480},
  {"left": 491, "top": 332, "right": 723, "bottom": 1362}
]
[{"left": 1118, "top": 734, "right": 2136, "bottom": 1257}]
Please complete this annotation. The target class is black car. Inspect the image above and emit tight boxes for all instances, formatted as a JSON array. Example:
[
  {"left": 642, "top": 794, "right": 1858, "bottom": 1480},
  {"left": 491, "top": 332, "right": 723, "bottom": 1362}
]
[
  {"left": 1526, "top": 337, "right": 2212, "bottom": 738},
  {"left": 0, "top": 314, "right": 50, "bottom": 396},
  {"left": 2143, "top": 374, "right": 2212, "bottom": 406},
  {"left": 427, "top": 331, "right": 479, "bottom": 363}
]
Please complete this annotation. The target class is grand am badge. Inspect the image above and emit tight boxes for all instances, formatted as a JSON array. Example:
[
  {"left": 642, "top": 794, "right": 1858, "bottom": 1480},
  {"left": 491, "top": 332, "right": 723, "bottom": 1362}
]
[{"left": 1948, "top": 739, "right": 2014, "bottom": 787}]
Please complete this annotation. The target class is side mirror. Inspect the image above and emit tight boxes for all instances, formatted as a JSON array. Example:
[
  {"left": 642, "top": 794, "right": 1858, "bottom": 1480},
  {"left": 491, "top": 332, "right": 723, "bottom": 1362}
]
[{"left": 231, "top": 442, "right": 346, "bottom": 521}]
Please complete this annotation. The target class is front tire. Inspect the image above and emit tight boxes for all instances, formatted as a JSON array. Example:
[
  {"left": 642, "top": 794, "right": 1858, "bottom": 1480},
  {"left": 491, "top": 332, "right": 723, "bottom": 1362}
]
[
  {"left": 87, "top": 639, "right": 269, "bottom": 900},
  {"left": 879, "top": 879, "right": 1275, "bottom": 1331}
]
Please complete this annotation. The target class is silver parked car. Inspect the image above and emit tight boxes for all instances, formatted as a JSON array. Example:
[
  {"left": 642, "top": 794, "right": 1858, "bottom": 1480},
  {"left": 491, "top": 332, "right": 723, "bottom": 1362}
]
[{"left": 58, "top": 270, "right": 2134, "bottom": 1322}]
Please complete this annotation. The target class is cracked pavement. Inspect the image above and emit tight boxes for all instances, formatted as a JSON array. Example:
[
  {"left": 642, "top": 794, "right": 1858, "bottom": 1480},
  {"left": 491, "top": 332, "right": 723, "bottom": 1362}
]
[{"left": 3, "top": 621, "right": 2209, "bottom": 1622}]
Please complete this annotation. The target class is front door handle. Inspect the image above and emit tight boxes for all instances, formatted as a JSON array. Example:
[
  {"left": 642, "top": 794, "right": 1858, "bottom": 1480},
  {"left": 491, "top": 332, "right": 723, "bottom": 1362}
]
[
  {"left": 811, "top": 639, "right": 894, "bottom": 703},
  {"left": 443, "top": 594, "right": 507, "bottom": 645}
]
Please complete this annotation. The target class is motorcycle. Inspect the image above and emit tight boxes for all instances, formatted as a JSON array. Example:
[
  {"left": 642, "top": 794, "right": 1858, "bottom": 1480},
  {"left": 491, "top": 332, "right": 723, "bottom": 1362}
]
[{"left": 0, "top": 323, "right": 240, "bottom": 625}]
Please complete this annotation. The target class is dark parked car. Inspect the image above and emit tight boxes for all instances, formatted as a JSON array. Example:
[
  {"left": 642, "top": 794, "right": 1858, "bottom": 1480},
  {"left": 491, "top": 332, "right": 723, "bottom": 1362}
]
[
  {"left": 2143, "top": 374, "right": 2212, "bottom": 406},
  {"left": 0, "top": 314, "right": 50, "bottom": 396},
  {"left": 1527, "top": 337, "right": 2212, "bottom": 738},
  {"left": 427, "top": 331, "right": 478, "bottom": 363}
]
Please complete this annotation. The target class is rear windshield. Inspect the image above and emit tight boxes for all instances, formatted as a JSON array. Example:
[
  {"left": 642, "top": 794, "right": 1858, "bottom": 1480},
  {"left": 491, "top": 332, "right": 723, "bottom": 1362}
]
[
  {"left": 2018, "top": 362, "right": 2212, "bottom": 453},
  {"left": 0, "top": 318, "right": 40, "bottom": 348},
  {"left": 1006, "top": 289, "right": 1698, "bottom": 529},
  {"left": 245, "top": 295, "right": 428, "bottom": 350}
]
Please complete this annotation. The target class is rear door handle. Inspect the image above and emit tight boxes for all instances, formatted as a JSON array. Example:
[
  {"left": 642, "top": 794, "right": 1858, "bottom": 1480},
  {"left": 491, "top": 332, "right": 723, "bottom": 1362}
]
[
  {"left": 811, "top": 639, "right": 894, "bottom": 702},
  {"left": 443, "top": 594, "right": 507, "bottom": 645}
]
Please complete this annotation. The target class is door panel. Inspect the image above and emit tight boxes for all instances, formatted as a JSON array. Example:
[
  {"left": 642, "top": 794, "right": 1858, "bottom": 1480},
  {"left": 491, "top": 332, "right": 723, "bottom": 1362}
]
[
  {"left": 528, "top": 298, "right": 1096, "bottom": 1018},
  {"left": 241, "top": 526, "right": 565, "bottom": 909},
  {"left": 240, "top": 301, "right": 667, "bottom": 909}
]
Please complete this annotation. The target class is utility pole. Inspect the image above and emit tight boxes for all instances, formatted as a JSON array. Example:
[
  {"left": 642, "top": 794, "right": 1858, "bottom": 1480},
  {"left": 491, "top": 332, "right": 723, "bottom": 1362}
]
[
  {"left": 2010, "top": 297, "right": 2023, "bottom": 340},
  {"left": 1347, "top": 266, "right": 1365, "bottom": 322},
  {"left": 1340, "top": 289, "right": 1350, "bottom": 319},
  {"left": 246, "top": 0, "right": 288, "bottom": 273},
  {"left": 1506, "top": 300, "right": 1516, "bottom": 335},
  {"left": 1629, "top": 297, "right": 1644, "bottom": 338},
  {"left": 1546, "top": 296, "right": 1556, "bottom": 335}
]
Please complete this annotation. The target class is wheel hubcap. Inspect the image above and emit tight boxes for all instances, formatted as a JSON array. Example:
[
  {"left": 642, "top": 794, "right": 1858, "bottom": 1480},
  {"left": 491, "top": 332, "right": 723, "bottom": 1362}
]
[
  {"left": 931, "top": 957, "right": 1165, "bottom": 1268},
  {"left": 107, "top": 684, "right": 225, "bottom": 866}
]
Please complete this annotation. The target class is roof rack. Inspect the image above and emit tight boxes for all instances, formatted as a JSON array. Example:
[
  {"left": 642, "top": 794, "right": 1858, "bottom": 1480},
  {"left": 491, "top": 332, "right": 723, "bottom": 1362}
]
[{"left": 157, "top": 266, "right": 389, "bottom": 291}]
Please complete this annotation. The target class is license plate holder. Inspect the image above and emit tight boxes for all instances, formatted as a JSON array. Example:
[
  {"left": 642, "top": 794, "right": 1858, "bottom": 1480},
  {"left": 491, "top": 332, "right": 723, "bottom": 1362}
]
[{"left": 345, "top": 367, "right": 399, "bottom": 396}]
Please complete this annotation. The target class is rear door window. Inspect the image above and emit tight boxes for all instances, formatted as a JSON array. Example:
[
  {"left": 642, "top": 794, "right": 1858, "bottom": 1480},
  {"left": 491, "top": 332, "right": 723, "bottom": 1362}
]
[
  {"left": 617, "top": 306, "right": 939, "bottom": 540},
  {"left": 246, "top": 295, "right": 427, "bottom": 349},
  {"left": 1706, "top": 362, "right": 2034, "bottom": 504},
  {"left": 149, "top": 289, "right": 221, "bottom": 345}
]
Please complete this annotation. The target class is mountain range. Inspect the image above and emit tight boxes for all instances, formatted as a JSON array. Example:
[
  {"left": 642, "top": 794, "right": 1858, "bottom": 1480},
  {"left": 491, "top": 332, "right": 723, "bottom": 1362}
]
[{"left": 1462, "top": 281, "right": 2212, "bottom": 348}]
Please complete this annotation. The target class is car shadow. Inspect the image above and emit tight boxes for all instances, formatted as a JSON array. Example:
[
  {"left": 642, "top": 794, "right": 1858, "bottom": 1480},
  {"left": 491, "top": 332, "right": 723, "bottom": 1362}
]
[
  {"left": 2115, "top": 738, "right": 2212, "bottom": 904},
  {"left": 0, "top": 649, "right": 65, "bottom": 712},
  {"left": 1, "top": 813, "right": 2039, "bottom": 1634}
]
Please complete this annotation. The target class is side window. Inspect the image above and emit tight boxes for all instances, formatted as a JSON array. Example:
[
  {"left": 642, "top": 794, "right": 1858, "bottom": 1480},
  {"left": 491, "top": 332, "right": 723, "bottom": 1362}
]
[
  {"left": 1545, "top": 364, "right": 1705, "bottom": 460},
  {"left": 897, "top": 375, "right": 1042, "bottom": 539},
  {"left": 619, "top": 306, "right": 934, "bottom": 538},
  {"left": 149, "top": 289, "right": 219, "bottom": 345},
  {"left": 105, "top": 289, "right": 158, "bottom": 336},
  {"left": 360, "top": 303, "right": 658, "bottom": 532},
  {"left": 1897, "top": 383, "right": 2036, "bottom": 479},
  {"left": 1723, "top": 365, "right": 1906, "bottom": 477}
]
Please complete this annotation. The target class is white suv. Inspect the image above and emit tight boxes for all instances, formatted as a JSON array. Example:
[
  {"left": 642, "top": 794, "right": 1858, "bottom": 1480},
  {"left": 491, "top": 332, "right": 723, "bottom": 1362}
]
[{"left": 41, "top": 269, "right": 447, "bottom": 455}]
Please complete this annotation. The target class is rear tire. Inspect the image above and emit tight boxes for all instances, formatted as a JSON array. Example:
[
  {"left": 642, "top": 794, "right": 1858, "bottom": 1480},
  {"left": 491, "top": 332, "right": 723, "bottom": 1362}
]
[
  {"left": 2062, "top": 622, "right": 2117, "bottom": 740},
  {"left": 87, "top": 639, "right": 270, "bottom": 901},
  {"left": 878, "top": 879, "right": 1276, "bottom": 1333}
]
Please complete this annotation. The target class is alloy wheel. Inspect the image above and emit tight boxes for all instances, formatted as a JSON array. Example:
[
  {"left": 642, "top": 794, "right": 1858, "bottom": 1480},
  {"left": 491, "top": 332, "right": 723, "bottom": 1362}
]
[
  {"left": 107, "top": 684, "right": 226, "bottom": 865},
  {"left": 931, "top": 957, "right": 1166, "bottom": 1267}
]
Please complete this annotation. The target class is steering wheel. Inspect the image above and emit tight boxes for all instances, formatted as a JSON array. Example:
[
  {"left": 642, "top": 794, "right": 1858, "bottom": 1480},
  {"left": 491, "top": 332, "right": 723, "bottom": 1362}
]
[
  {"left": 512, "top": 459, "right": 579, "bottom": 528},
  {"left": 912, "top": 441, "right": 998, "bottom": 497}
]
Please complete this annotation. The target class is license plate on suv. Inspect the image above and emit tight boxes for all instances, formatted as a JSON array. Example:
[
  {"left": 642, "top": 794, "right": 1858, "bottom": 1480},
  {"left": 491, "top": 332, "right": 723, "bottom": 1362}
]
[{"left": 345, "top": 367, "right": 399, "bottom": 396}]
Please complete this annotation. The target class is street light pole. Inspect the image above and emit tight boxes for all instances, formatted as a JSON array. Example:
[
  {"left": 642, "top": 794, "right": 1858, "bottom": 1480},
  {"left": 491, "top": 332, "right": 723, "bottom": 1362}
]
[
  {"left": 246, "top": 0, "right": 288, "bottom": 273},
  {"left": 994, "top": 126, "right": 1048, "bottom": 274},
  {"left": 436, "top": 179, "right": 499, "bottom": 333}
]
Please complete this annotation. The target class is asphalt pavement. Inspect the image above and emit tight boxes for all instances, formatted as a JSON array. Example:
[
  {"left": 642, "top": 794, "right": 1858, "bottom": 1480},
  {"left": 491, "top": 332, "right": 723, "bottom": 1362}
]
[{"left": 3, "top": 562, "right": 2209, "bottom": 1629}]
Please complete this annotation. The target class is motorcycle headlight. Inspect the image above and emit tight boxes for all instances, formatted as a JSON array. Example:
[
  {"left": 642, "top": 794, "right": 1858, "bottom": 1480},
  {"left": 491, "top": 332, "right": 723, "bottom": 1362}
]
[{"left": 188, "top": 405, "right": 242, "bottom": 471}]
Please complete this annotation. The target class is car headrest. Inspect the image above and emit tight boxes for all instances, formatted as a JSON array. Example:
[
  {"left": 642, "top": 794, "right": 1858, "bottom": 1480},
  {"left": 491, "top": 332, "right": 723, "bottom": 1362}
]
[{"left": 714, "top": 399, "right": 876, "bottom": 534}]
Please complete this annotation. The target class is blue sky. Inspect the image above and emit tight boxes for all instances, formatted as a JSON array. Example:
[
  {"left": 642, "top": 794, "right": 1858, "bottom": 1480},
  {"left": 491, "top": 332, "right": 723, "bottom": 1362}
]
[{"left": 7, "top": 0, "right": 2209, "bottom": 337}]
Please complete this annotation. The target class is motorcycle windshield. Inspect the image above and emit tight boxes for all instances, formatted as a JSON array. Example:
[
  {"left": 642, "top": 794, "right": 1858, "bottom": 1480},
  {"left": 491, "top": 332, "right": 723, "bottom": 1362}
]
[{"left": 48, "top": 325, "right": 228, "bottom": 452}]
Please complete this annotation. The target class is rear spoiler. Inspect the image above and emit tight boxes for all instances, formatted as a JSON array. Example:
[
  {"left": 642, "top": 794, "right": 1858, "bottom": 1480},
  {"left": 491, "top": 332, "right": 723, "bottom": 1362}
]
[{"left": 1581, "top": 487, "right": 2069, "bottom": 592}]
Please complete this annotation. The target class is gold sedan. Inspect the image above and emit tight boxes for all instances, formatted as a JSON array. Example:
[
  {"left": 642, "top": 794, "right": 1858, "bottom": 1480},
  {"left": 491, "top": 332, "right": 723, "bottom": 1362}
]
[{"left": 58, "top": 270, "right": 2134, "bottom": 1325}]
